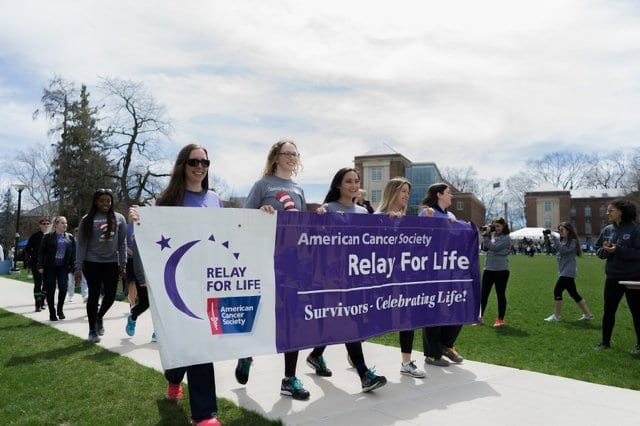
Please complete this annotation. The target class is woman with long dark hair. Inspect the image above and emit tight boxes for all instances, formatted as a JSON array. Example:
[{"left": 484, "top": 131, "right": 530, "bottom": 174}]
[
  {"left": 419, "top": 183, "right": 464, "bottom": 367},
  {"left": 543, "top": 221, "right": 594, "bottom": 322},
  {"left": 595, "top": 199, "right": 640, "bottom": 352},
  {"left": 130, "top": 143, "right": 222, "bottom": 426},
  {"left": 306, "top": 167, "right": 387, "bottom": 392},
  {"left": 479, "top": 216, "right": 511, "bottom": 327},
  {"left": 75, "top": 189, "right": 127, "bottom": 342}
]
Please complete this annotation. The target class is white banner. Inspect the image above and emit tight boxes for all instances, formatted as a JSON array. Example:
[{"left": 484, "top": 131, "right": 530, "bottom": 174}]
[{"left": 135, "top": 207, "right": 277, "bottom": 369}]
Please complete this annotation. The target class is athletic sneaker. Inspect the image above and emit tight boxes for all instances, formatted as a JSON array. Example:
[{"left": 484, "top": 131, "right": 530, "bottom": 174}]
[
  {"left": 306, "top": 354, "right": 332, "bottom": 377},
  {"left": 578, "top": 314, "right": 595, "bottom": 321},
  {"left": 595, "top": 342, "right": 611, "bottom": 350},
  {"left": 87, "top": 331, "right": 101, "bottom": 343},
  {"left": 151, "top": 331, "right": 157, "bottom": 342},
  {"left": 493, "top": 318, "right": 505, "bottom": 327},
  {"left": 544, "top": 314, "right": 561, "bottom": 322},
  {"left": 166, "top": 382, "right": 183, "bottom": 400},
  {"left": 235, "top": 357, "right": 253, "bottom": 385},
  {"left": 441, "top": 346, "right": 464, "bottom": 363},
  {"left": 96, "top": 318, "right": 105, "bottom": 336},
  {"left": 400, "top": 361, "right": 426, "bottom": 378},
  {"left": 361, "top": 368, "right": 387, "bottom": 392},
  {"left": 425, "top": 356, "right": 451, "bottom": 367},
  {"left": 192, "top": 418, "right": 221, "bottom": 426},
  {"left": 280, "top": 377, "right": 310, "bottom": 400},
  {"left": 125, "top": 314, "right": 136, "bottom": 336}
]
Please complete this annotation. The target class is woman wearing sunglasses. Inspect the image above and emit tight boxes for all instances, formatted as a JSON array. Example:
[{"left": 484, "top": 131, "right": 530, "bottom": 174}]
[{"left": 130, "top": 144, "right": 222, "bottom": 426}]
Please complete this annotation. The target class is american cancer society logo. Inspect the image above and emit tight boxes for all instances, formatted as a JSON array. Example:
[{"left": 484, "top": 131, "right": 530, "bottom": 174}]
[
  {"left": 207, "top": 296, "right": 261, "bottom": 335},
  {"left": 156, "top": 231, "right": 261, "bottom": 335}
]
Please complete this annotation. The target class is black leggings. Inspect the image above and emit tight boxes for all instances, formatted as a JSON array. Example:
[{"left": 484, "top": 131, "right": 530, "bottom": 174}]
[
  {"left": 399, "top": 329, "right": 414, "bottom": 355},
  {"left": 481, "top": 269, "right": 510, "bottom": 319},
  {"left": 602, "top": 278, "right": 640, "bottom": 346},
  {"left": 553, "top": 276, "right": 582, "bottom": 302},
  {"left": 83, "top": 261, "right": 119, "bottom": 332},
  {"left": 130, "top": 283, "right": 149, "bottom": 321},
  {"left": 309, "top": 342, "right": 368, "bottom": 378}
]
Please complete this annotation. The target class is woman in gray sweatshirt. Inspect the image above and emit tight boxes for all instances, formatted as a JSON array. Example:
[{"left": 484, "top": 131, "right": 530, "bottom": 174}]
[
  {"left": 479, "top": 217, "right": 511, "bottom": 327},
  {"left": 543, "top": 221, "right": 594, "bottom": 322}
]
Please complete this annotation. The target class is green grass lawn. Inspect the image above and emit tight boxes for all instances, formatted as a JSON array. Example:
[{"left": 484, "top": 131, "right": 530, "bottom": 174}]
[
  {"left": 371, "top": 254, "right": 640, "bottom": 390},
  {"left": 2, "top": 255, "right": 639, "bottom": 425}
]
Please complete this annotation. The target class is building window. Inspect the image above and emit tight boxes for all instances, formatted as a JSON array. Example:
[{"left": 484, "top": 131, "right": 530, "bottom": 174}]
[
  {"left": 544, "top": 201, "right": 552, "bottom": 212},
  {"left": 585, "top": 221, "right": 592, "bottom": 234},
  {"left": 371, "top": 167, "right": 383, "bottom": 181},
  {"left": 544, "top": 219, "right": 552, "bottom": 228},
  {"left": 371, "top": 190, "right": 382, "bottom": 203},
  {"left": 599, "top": 206, "right": 606, "bottom": 217},
  {"left": 456, "top": 200, "right": 464, "bottom": 211},
  {"left": 570, "top": 207, "right": 576, "bottom": 217},
  {"left": 584, "top": 206, "right": 592, "bottom": 217}
]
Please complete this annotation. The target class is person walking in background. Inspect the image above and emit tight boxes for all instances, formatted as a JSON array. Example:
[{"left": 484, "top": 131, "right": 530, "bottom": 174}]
[
  {"left": 544, "top": 222, "right": 594, "bottom": 322},
  {"left": 594, "top": 199, "right": 640, "bottom": 353},
  {"left": 75, "top": 189, "right": 127, "bottom": 343},
  {"left": 125, "top": 222, "right": 138, "bottom": 308},
  {"left": 375, "top": 177, "right": 427, "bottom": 379},
  {"left": 130, "top": 143, "right": 222, "bottom": 426},
  {"left": 70, "top": 227, "right": 89, "bottom": 303},
  {"left": 25, "top": 217, "right": 50, "bottom": 312},
  {"left": 479, "top": 217, "right": 511, "bottom": 327},
  {"left": 234, "top": 138, "right": 313, "bottom": 400},
  {"left": 37, "top": 216, "right": 75, "bottom": 321},
  {"left": 124, "top": 233, "right": 151, "bottom": 340},
  {"left": 355, "top": 188, "right": 375, "bottom": 214},
  {"left": 309, "top": 167, "right": 387, "bottom": 392},
  {"left": 419, "top": 183, "right": 464, "bottom": 367}
]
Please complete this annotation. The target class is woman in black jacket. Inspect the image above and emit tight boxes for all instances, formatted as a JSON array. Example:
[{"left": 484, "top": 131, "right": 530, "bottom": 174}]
[
  {"left": 38, "top": 216, "right": 76, "bottom": 321},
  {"left": 595, "top": 199, "right": 640, "bottom": 352}
]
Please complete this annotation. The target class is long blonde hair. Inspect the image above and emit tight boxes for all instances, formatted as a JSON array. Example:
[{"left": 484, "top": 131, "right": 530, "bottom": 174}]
[
  {"left": 376, "top": 177, "right": 412, "bottom": 214},
  {"left": 261, "top": 138, "right": 303, "bottom": 177}
]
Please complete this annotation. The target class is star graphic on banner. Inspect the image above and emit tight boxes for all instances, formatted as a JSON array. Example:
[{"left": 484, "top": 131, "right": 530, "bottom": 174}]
[{"left": 156, "top": 235, "right": 171, "bottom": 250}]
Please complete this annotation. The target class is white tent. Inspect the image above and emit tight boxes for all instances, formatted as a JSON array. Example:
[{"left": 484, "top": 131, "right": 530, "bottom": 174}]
[{"left": 509, "top": 227, "right": 559, "bottom": 240}]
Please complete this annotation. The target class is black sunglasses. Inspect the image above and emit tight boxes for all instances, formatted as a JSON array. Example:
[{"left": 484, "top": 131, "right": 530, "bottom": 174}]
[{"left": 186, "top": 159, "right": 211, "bottom": 167}]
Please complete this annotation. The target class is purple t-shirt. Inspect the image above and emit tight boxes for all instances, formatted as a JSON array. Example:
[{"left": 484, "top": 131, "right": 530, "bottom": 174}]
[{"left": 183, "top": 190, "right": 222, "bottom": 208}]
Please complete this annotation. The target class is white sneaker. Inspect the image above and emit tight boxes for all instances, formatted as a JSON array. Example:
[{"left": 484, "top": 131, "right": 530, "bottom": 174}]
[
  {"left": 400, "top": 361, "right": 426, "bottom": 378},
  {"left": 578, "top": 314, "right": 595, "bottom": 321},
  {"left": 544, "top": 314, "right": 560, "bottom": 322}
]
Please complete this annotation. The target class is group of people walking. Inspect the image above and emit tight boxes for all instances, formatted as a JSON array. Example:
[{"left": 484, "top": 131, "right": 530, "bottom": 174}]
[{"left": 19, "top": 137, "right": 640, "bottom": 426}]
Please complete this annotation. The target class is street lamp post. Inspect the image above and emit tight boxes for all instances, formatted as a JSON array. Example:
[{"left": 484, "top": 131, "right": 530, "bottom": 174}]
[{"left": 11, "top": 184, "right": 27, "bottom": 272}]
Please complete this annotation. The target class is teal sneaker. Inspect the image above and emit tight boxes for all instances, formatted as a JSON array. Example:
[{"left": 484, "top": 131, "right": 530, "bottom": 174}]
[
  {"left": 280, "top": 376, "right": 310, "bottom": 400},
  {"left": 125, "top": 314, "right": 136, "bottom": 336}
]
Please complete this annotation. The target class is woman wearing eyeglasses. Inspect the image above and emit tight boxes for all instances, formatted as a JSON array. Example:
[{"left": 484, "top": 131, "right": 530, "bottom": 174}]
[
  {"left": 130, "top": 144, "right": 222, "bottom": 426},
  {"left": 75, "top": 188, "right": 127, "bottom": 343},
  {"left": 234, "top": 138, "right": 314, "bottom": 401},
  {"left": 37, "top": 216, "right": 76, "bottom": 321},
  {"left": 543, "top": 221, "right": 594, "bottom": 322}
]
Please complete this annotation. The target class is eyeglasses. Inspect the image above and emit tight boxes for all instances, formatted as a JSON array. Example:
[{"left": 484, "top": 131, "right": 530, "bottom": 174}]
[
  {"left": 40, "top": 222, "right": 50, "bottom": 226},
  {"left": 278, "top": 152, "right": 300, "bottom": 158},
  {"left": 186, "top": 159, "right": 211, "bottom": 167}
]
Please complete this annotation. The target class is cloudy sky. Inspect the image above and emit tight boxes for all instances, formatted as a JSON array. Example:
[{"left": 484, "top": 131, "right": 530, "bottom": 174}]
[{"left": 1, "top": 0, "right": 639, "bottom": 202}]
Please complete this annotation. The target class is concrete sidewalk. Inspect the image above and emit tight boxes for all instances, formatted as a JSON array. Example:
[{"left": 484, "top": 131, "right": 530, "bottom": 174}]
[{"left": 2, "top": 276, "right": 639, "bottom": 425}]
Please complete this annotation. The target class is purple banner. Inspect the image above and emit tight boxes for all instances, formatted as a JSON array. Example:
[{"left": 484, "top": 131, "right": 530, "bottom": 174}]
[{"left": 274, "top": 212, "right": 481, "bottom": 352}]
